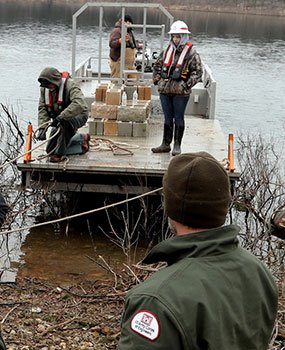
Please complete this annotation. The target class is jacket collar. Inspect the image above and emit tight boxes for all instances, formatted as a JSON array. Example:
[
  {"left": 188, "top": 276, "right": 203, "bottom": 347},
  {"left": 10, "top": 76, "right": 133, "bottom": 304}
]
[{"left": 143, "top": 225, "right": 240, "bottom": 265}]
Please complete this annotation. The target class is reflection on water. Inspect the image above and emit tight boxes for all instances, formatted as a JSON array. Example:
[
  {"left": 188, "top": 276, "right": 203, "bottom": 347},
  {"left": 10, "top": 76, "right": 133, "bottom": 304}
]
[{"left": 0, "top": 231, "right": 28, "bottom": 282}]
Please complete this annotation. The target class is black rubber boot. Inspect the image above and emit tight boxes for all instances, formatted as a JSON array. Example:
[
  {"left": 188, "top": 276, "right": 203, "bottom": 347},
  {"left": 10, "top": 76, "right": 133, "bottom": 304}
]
[
  {"left": 172, "top": 125, "right": 185, "bottom": 156},
  {"left": 151, "top": 124, "right": 173, "bottom": 153}
]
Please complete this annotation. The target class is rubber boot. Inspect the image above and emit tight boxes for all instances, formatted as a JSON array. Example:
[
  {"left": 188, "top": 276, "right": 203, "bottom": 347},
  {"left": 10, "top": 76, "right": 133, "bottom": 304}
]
[
  {"left": 151, "top": 124, "right": 173, "bottom": 153},
  {"left": 172, "top": 125, "right": 185, "bottom": 156}
]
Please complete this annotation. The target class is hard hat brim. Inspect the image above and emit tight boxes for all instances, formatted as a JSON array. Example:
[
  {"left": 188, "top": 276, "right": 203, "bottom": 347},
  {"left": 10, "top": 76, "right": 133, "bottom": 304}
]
[{"left": 168, "top": 29, "right": 191, "bottom": 34}]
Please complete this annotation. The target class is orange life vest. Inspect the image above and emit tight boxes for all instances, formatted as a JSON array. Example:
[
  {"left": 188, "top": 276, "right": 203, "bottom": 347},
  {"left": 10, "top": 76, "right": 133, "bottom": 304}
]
[
  {"left": 44, "top": 71, "right": 69, "bottom": 109},
  {"left": 161, "top": 42, "right": 192, "bottom": 80}
]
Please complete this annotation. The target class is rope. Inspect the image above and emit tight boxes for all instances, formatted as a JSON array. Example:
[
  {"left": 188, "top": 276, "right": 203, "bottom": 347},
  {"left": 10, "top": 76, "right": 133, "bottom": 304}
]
[
  {"left": 0, "top": 122, "right": 61, "bottom": 170},
  {"left": 90, "top": 138, "right": 139, "bottom": 156},
  {"left": 0, "top": 186, "right": 163, "bottom": 236},
  {"left": 1, "top": 126, "right": 141, "bottom": 171}
]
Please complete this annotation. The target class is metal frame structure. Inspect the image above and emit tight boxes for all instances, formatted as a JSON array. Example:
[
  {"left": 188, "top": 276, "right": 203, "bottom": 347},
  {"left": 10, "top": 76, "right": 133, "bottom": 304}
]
[{"left": 72, "top": 2, "right": 174, "bottom": 83}]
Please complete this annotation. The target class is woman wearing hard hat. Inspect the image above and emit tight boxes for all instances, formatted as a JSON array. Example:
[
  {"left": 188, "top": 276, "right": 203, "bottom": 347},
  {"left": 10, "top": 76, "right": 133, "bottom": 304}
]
[{"left": 152, "top": 20, "right": 203, "bottom": 156}]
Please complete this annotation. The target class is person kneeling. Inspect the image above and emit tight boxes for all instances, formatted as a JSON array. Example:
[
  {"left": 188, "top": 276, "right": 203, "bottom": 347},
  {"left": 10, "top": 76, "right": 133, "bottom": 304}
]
[{"left": 36, "top": 67, "right": 90, "bottom": 162}]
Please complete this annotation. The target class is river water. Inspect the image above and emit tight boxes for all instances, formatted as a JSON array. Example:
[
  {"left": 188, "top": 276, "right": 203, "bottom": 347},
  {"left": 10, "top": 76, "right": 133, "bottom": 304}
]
[
  {"left": 0, "top": 6, "right": 285, "bottom": 283},
  {"left": 1, "top": 8, "right": 285, "bottom": 137}
]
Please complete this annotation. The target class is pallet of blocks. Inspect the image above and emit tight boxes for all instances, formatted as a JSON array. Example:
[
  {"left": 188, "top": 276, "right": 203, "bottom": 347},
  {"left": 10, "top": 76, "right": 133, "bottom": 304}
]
[{"left": 88, "top": 83, "right": 151, "bottom": 138}]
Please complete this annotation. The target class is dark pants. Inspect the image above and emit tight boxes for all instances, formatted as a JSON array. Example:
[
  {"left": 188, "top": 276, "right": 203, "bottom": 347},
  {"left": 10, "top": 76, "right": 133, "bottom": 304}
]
[
  {"left": 160, "top": 94, "right": 189, "bottom": 127},
  {"left": 46, "top": 113, "right": 88, "bottom": 156}
]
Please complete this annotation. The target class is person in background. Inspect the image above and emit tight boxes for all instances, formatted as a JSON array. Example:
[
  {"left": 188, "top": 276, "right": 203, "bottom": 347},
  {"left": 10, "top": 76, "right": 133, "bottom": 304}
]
[
  {"left": 152, "top": 20, "right": 203, "bottom": 156},
  {"left": 0, "top": 193, "right": 8, "bottom": 349},
  {"left": 109, "top": 14, "right": 137, "bottom": 79},
  {"left": 118, "top": 152, "right": 278, "bottom": 350},
  {"left": 36, "top": 67, "right": 90, "bottom": 163}
]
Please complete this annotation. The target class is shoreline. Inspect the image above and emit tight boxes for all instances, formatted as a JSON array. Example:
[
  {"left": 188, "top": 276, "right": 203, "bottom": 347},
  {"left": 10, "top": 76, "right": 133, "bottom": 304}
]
[
  {"left": 0, "top": 0, "right": 284, "bottom": 17},
  {"left": 168, "top": 4, "right": 285, "bottom": 17}
]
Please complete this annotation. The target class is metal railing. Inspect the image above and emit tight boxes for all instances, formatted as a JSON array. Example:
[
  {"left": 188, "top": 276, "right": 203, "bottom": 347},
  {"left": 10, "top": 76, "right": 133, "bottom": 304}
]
[{"left": 72, "top": 2, "right": 174, "bottom": 83}]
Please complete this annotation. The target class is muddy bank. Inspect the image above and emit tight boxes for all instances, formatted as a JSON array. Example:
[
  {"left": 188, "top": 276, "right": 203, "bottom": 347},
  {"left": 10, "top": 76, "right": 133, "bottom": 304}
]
[{"left": 0, "top": 0, "right": 284, "bottom": 17}]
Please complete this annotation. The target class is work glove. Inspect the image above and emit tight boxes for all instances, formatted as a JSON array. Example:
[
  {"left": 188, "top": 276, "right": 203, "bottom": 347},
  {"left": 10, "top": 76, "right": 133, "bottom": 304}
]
[
  {"left": 36, "top": 128, "right": 47, "bottom": 141},
  {"left": 50, "top": 115, "right": 64, "bottom": 128}
]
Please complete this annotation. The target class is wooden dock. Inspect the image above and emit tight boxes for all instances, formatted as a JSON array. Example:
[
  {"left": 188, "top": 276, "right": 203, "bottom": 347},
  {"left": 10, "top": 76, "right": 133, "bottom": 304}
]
[{"left": 17, "top": 115, "right": 238, "bottom": 195}]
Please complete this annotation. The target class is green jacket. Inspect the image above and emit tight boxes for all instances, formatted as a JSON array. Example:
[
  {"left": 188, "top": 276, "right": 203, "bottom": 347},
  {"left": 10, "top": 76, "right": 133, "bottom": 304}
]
[
  {"left": 38, "top": 67, "right": 88, "bottom": 127},
  {"left": 118, "top": 225, "right": 278, "bottom": 350}
]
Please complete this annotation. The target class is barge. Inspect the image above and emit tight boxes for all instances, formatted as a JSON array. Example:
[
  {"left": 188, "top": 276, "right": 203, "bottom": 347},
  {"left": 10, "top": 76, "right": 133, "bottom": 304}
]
[{"left": 17, "top": 3, "right": 239, "bottom": 195}]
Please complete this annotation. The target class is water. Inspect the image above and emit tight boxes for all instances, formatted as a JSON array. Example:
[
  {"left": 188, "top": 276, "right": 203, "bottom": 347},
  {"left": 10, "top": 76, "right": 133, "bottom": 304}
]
[
  {"left": 0, "top": 8, "right": 284, "bottom": 137},
  {"left": 0, "top": 6, "right": 285, "bottom": 283}
]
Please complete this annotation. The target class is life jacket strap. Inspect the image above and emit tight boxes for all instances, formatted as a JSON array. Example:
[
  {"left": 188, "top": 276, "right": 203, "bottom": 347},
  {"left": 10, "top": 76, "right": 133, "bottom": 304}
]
[{"left": 44, "top": 71, "right": 70, "bottom": 107}]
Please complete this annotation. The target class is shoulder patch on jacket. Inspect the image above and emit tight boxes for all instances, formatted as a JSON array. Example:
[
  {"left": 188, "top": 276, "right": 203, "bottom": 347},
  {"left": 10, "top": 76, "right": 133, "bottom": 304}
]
[{"left": 130, "top": 310, "right": 160, "bottom": 340}]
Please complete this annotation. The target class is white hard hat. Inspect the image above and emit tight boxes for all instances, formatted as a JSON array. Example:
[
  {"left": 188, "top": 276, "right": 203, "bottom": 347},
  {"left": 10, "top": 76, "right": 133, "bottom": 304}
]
[{"left": 168, "top": 20, "right": 191, "bottom": 34}]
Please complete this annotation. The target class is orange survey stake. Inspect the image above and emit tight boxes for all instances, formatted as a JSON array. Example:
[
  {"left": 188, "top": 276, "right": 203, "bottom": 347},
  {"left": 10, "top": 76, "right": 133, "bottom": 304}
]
[
  {"left": 227, "top": 133, "right": 235, "bottom": 172},
  {"left": 24, "top": 122, "right": 33, "bottom": 163}
]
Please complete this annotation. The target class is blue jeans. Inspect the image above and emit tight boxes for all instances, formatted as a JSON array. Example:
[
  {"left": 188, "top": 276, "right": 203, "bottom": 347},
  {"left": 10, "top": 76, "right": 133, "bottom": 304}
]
[{"left": 160, "top": 94, "right": 189, "bottom": 127}]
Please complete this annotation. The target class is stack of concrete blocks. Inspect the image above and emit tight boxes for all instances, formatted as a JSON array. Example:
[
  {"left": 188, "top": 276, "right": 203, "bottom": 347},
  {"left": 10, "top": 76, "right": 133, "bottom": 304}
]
[
  {"left": 88, "top": 83, "right": 151, "bottom": 138},
  {"left": 117, "top": 85, "right": 151, "bottom": 137}
]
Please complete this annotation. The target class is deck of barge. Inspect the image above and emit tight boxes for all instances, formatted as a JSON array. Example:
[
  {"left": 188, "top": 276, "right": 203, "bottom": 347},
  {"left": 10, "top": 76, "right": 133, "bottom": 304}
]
[{"left": 17, "top": 115, "right": 238, "bottom": 195}]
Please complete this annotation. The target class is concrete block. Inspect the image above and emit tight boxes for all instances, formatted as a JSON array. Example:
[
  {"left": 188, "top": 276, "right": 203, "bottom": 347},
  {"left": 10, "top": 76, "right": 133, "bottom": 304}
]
[
  {"left": 138, "top": 101, "right": 150, "bottom": 118},
  {"left": 95, "top": 87, "right": 103, "bottom": 102},
  {"left": 105, "top": 88, "right": 122, "bottom": 105},
  {"left": 95, "top": 118, "right": 104, "bottom": 136},
  {"left": 102, "top": 88, "right": 107, "bottom": 102},
  {"left": 95, "top": 83, "right": 109, "bottom": 102},
  {"left": 91, "top": 102, "right": 118, "bottom": 120},
  {"left": 137, "top": 85, "right": 152, "bottom": 100},
  {"left": 132, "top": 121, "right": 148, "bottom": 137},
  {"left": 118, "top": 121, "right": 133, "bottom": 137},
  {"left": 138, "top": 86, "right": 145, "bottom": 100},
  {"left": 144, "top": 86, "right": 152, "bottom": 100},
  {"left": 117, "top": 105, "right": 147, "bottom": 123},
  {"left": 104, "top": 120, "right": 118, "bottom": 136},
  {"left": 88, "top": 118, "right": 97, "bottom": 136}
]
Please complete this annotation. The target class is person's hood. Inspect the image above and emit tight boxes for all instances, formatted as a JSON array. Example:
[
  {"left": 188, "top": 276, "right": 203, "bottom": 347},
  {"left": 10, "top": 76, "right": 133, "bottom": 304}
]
[
  {"left": 169, "top": 33, "right": 190, "bottom": 49},
  {"left": 38, "top": 67, "right": 62, "bottom": 88}
]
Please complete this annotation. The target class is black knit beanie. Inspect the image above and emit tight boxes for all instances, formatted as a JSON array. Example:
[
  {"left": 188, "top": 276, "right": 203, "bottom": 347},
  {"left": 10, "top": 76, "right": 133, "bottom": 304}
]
[
  {"left": 124, "top": 15, "right": 133, "bottom": 24},
  {"left": 163, "top": 152, "right": 232, "bottom": 228}
]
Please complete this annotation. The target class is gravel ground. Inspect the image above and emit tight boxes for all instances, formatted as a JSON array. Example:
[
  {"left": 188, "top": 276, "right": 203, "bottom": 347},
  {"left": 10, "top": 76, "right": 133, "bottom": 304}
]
[
  {"left": 0, "top": 277, "right": 126, "bottom": 350},
  {"left": 0, "top": 273, "right": 284, "bottom": 350}
]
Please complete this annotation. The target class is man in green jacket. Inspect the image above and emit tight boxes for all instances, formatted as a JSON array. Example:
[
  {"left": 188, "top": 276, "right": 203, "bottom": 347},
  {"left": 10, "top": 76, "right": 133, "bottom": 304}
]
[
  {"left": 37, "top": 67, "right": 89, "bottom": 162},
  {"left": 118, "top": 152, "right": 278, "bottom": 350}
]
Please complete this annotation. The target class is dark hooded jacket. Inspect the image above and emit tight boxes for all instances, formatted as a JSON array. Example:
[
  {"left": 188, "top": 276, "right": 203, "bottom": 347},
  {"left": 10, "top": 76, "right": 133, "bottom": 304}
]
[
  {"left": 109, "top": 19, "right": 136, "bottom": 62},
  {"left": 38, "top": 67, "right": 88, "bottom": 126}
]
